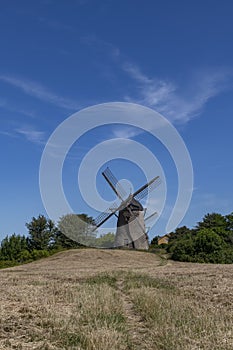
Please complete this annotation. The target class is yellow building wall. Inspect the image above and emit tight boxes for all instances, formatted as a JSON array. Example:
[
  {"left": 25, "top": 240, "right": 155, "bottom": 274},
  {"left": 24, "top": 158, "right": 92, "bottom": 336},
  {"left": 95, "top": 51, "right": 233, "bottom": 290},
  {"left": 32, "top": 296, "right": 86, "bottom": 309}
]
[{"left": 158, "top": 235, "right": 169, "bottom": 245}]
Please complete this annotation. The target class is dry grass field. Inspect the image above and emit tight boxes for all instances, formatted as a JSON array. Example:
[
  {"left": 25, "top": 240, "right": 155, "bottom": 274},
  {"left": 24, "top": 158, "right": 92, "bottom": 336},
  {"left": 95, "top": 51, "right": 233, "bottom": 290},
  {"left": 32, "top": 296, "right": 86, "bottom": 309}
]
[{"left": 0, "top": 249, "right": 232, "bottom": 350}]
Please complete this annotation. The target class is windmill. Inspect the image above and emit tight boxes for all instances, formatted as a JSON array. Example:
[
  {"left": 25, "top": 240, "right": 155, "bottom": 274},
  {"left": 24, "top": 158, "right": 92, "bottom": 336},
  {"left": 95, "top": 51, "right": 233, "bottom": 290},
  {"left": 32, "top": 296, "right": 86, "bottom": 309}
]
[{"left": 93, "top": 167, "right": 161, "bottom": 250}]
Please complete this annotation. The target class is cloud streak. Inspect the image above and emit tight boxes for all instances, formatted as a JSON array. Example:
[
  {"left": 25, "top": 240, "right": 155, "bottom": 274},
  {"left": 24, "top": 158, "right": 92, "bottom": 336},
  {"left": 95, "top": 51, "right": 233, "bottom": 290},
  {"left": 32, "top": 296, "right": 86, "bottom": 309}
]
[
  {"left": 123, "top": 62, "right": 232, "bottom": 123},
  {"left": 82, "top": 36, "right": 232, "bottom": 123},
  {"left": 15, "top": 126, "right": 45, "bottom": 145},
  {"left": 111, "top": 125, "right": 143, "bottom": 139},
  {"left": 0, "top": 76, "right": 80, "bottom": 110}
]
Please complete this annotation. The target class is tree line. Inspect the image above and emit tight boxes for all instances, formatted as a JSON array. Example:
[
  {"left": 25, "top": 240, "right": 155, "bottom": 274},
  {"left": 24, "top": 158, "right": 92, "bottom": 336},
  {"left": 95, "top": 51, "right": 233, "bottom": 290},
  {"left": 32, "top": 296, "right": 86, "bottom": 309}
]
[
  {"left": 151, "top": 212, "right": 233, "bottom": 263},
  {"left": 0, "top": 214, "right": 115, "bottom": 268},
  {"left": 1, "top": 211, "right": 233, "bottom": 267}
]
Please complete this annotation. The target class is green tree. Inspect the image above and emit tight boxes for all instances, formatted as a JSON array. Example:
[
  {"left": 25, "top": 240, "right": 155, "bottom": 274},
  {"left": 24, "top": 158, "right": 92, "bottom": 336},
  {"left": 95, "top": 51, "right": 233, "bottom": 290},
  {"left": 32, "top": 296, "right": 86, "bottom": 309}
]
[
  {"left": 194, "top": 228, "right": 225, "bottom": 254},
  {"left": 57, "top": 213, "right": 96, "bottom": 247},
  {"left": 168, "top": 226, "right": 192, "bottom": 242},
  {"left": 225, "top": 212, "right": 233, "bottom": 244},
  {"left": 53, "top": 229, "right": 81, "bottom": 249},
  {"left": 150, "top": 236, "right": 159, "bottom": 246},
  {"left": 226, "top": 212, "right": 233, "bottom": 231},
  {"left": 0, "top": 234, "right": 28, "bottom": 261},
  {"left": 196, "top": 213, "right": 227, "bottom": 233},
  {"left": 26, "top": 215, "right": 56, "bottom": 250},
  {"left": 171, "top": 237, "right": 195, "bottom": 262},
  {"left": 167, "top": 226, "right": 193, "bottom": 253},
  {"left": 163, "top": 212, "right": 233, "bottom": 263},
  {"left": 94, "top": 232, "right": 115, "bottom": 248}
]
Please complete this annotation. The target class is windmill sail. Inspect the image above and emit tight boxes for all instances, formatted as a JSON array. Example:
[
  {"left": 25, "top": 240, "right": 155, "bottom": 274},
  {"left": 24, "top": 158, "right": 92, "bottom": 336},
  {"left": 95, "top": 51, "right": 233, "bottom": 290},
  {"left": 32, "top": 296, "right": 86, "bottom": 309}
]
[
  {"left": 145, "top": 211, "right": 158, "bottom": 222},
  {"left": 134, "top": 176, "right": 161, "bottom": 202},
  {"left": 93, "top": 203, "right": 119, "bottom": 228},
  {"left": 102, "top": 167, "right": 127, "bottom": 200}
]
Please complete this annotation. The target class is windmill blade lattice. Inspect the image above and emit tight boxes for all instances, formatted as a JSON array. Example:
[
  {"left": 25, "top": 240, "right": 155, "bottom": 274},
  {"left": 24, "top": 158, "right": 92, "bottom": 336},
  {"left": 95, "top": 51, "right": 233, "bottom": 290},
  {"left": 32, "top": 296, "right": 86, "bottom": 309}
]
[
  {"left": 102, "top": 167, "right": 128, "bottom": 200},
  {"left": 93, "top": 201, "right": 119, "bottom": 228},
  {"left": 134, "top": 176, "right": 161, "bottom": 202}
]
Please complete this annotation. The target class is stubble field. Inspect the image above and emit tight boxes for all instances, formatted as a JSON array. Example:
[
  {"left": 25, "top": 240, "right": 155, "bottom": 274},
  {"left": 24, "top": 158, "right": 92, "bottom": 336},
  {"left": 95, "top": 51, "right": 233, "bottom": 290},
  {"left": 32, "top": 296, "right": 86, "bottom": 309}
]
[{"left": 0, "top": 249, "right": 232, "bottom": 350}]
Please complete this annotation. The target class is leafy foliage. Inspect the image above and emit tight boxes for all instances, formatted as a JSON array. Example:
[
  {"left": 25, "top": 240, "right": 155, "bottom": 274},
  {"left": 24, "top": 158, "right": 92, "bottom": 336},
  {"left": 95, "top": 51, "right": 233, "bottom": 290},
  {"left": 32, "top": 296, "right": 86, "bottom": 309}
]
[
  {"left": 26, "top": 215, "right": 56, "bottom": 250},
  {"left": 150, "top": 236, "right": 158, "bottom": 246},
  {"left": 1, "top": 211, "right": 233, "bottom": 267},
  {"left": 94, "top": 232, "right": 115, "bottom": 248},
  {"left": 0, "top": 234, "right": 28, "bottom": 261},
  {"left": 0, "top": 213, "right": 95, "bottom": 268},
  {"left": 57, "top": 213, "right": 96, "bottom": 246},
  {"left": 165, "top": 212, "right": 233, "bottom": 263}
]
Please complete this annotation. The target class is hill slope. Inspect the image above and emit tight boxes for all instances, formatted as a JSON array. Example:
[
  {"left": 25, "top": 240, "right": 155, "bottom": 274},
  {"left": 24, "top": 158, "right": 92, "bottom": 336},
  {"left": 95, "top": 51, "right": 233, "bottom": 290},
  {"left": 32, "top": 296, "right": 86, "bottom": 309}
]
[{"left": 0, "top": 249, "right": 232, "bottom": 349}]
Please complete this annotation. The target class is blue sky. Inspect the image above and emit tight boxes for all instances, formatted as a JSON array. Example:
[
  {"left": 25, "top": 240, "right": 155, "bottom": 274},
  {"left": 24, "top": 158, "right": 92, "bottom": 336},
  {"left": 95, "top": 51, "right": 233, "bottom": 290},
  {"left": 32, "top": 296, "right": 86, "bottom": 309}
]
[{"left": 1, "top": 0, "right": 233, "bottom": 241}]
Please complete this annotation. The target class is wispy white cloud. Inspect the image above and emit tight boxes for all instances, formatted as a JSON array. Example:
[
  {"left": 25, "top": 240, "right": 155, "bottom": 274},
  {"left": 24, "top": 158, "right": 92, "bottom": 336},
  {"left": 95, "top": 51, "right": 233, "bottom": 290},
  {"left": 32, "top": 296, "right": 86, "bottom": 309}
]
[
  {"left": 87, "top": 36, "right": 232, "bottom": 123},
  {"left": 122, "top": 62, "right": 153, "bottom": 84},
  {"left": 0, "top": 100, "right": 40, "bottom": 119},
  {"left": 0, "top": 75, "right": 80, "bottom": 110},
  {"left": 111, "top": 125, "right": 143, "bottom": 139},
  {"left": 123, "top": 62, "right": 232, "bottom": 123},
  {"left": 15, "top": 126, "right": 45, "bottom": 145},
  {"left": 84, "top": 36, "right": 232, "bottom": 123},
  {"left": 0, "top": 131, "right": 14, "bottom": 137}
]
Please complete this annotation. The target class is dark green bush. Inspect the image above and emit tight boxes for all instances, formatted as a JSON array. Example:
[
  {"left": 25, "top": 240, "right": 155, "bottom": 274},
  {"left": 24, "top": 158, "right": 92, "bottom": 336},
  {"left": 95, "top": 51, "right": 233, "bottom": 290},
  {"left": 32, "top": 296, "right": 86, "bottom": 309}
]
[{"left": 160, "top": 212, "right": 233, "bottom": 264}]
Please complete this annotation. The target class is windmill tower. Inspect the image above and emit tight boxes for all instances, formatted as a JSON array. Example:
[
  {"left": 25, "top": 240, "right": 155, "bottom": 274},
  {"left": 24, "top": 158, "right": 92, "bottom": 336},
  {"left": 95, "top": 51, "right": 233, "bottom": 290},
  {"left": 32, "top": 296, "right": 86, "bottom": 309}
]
[{"left": 93, "top": 167, "right": 160, "bottom": 250}]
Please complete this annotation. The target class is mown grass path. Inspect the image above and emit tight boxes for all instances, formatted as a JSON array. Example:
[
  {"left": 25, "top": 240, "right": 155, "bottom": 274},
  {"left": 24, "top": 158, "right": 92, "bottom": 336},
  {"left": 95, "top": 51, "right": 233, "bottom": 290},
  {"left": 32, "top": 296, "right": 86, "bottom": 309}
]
[{"left": 116, "top": 277, "right": 148, "bottom": 350}]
